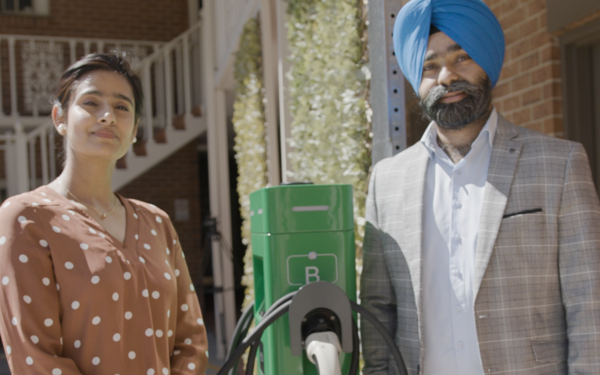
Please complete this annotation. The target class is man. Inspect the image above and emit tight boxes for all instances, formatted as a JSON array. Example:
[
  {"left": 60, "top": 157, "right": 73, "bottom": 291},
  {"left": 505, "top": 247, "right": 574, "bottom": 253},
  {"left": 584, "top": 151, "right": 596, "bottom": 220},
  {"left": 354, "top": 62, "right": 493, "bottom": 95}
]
[{"left": 360, "top": 0, "right": 600, "bottom": 374}]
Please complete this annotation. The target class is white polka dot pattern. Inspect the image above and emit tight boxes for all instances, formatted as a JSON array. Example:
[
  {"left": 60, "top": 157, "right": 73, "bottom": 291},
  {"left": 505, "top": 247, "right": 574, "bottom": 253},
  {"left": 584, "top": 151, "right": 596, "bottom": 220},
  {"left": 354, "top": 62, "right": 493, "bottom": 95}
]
[{"left": 0, "top": 190, "right": 209, "bottom": 373}]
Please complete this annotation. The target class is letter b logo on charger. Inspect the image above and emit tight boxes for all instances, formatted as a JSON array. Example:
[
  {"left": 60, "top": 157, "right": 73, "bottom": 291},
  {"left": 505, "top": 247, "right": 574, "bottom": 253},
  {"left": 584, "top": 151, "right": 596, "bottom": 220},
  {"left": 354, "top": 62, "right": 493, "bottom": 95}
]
[{"left": 287, "top": 252, "right": 338, "bottom": 286}]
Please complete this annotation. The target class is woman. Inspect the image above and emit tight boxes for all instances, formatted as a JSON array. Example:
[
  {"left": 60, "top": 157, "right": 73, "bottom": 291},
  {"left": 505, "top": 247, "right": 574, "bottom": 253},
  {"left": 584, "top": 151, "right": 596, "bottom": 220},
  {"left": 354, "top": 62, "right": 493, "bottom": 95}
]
[{"left": 0, "top": 53, "right": 208, "bottom": 374}]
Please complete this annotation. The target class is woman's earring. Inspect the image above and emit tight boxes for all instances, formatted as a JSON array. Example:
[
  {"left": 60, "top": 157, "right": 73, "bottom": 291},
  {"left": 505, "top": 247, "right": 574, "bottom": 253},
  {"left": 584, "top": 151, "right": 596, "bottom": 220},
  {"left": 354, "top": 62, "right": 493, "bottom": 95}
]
[
  {"left": 132, "top": 137, "right": 137, "bottom": 144},
  {"left": 57, "top": 124, "right": 66, "bottom": 134}
]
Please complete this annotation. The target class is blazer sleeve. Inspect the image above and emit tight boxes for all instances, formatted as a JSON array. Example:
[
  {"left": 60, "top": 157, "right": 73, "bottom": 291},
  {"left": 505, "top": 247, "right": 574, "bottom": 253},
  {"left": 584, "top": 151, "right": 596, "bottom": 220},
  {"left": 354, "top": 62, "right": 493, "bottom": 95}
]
[
  {"left": 0, "top": 200, "right": 83, "bottom": 374},
  {"left": 360, "top": 163, "right": 398, "bottom": 374},
  {"left": 557, "top": 143, "right": 600, "bottom": 374},
  {"left": 168, "top": 221, "right": 209, "bottom": 375}
]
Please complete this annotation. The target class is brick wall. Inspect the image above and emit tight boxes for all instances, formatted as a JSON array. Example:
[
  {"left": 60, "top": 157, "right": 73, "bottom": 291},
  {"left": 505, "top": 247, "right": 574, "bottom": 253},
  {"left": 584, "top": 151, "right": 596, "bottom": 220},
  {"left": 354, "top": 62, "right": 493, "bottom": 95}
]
[
  {"left": 0, "top": 0, "right": 189, "bottom": 41},
  {"left": 485, "top": 0, "right": 563, "bottom": 137},
  {"left": 117, "top": 140, "right": 204, "bottom": 286}
]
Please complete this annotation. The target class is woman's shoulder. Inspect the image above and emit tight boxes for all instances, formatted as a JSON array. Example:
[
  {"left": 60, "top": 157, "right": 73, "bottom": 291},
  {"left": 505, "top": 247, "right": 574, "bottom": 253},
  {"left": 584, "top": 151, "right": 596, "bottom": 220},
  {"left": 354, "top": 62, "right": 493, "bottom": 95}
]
[
  {"left": 124, "top": 197, "right": 172, "bottom": 223},
  {"left": 0, "top": 187, "right": 59, "bottom": 219}
]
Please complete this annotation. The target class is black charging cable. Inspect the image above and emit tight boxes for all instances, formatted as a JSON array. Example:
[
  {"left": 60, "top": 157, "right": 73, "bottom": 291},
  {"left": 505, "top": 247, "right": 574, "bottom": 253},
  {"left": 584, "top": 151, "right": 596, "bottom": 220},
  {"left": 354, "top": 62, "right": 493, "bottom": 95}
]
[{"left": 217, "top": 292, "right": 407, "bottom": 375}]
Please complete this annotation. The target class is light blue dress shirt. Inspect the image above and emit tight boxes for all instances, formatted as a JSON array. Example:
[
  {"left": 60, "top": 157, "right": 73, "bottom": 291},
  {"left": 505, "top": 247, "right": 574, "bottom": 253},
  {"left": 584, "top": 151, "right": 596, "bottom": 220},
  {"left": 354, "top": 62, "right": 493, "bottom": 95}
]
[{"left": 420, "top": 109, "right": 498, "bottom": 375}]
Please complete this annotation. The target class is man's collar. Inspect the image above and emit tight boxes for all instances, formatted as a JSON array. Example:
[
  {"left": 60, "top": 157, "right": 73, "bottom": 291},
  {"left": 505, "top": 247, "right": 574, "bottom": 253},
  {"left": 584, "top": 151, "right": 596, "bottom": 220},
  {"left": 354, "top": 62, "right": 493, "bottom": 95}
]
[{"left": 420, "top": 108, "right": 498, "bottom": 155}]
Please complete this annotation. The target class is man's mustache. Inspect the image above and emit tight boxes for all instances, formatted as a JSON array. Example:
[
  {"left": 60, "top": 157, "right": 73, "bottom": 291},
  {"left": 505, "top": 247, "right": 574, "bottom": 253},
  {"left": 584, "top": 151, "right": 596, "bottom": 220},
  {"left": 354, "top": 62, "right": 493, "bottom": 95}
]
[{"left": 422, "top": 80, "right": 478, "bottom": 108}]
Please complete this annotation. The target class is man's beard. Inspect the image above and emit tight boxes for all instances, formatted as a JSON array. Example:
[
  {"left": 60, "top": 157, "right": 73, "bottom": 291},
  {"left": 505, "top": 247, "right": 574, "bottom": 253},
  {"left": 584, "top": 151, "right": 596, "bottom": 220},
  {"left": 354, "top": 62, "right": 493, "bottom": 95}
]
[{"left": 420, "top": 76, "right": 492, "bottom": 130}]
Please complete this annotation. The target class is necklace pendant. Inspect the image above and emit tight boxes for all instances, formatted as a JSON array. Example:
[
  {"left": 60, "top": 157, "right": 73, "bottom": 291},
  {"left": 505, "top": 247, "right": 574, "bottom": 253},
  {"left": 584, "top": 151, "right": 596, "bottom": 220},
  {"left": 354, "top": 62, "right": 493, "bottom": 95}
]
[{"left": 101, "top": 213, "right": 107, "bottom": 219}]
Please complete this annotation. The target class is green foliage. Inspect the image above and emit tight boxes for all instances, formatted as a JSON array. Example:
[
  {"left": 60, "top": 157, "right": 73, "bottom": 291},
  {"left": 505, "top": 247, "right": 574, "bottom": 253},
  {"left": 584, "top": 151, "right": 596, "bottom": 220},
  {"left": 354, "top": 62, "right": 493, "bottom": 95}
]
[
  {"left": 232, "top": 17, "right": 268, "bottom": 310},
  {"left": 285, "top": 0, "right": 371, "bottom": 262}
]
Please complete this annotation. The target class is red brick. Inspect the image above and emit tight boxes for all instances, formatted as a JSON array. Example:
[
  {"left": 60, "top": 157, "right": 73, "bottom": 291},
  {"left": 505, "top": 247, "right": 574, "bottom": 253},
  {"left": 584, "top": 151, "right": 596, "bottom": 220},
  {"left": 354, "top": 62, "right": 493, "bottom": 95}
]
[
  {"left": 520, "top": 52, "right": 540, "bottom": 72},
  {"left": 519, "top": 18, "right": 539, "bottom": 39},
  {"left": 493, "top": 82, "right": 510, "bottom": 98},
  {"left": 513, "top": 107, "right": 531, "bottom": 124},
  {"left": 512, "top": 74, "right": 531, "bottom": 92},
  {"left": 528, "top": 0, "right": 546, "bottom": 18},
  {"left": 503, "top": 95, "right": 521, "bottom": 111},
  {"left": 522, "top": 87, "right": 542, "bottom": 105},
  {"left": 501, "top": 6, "right": 528, "bottom": 30}
]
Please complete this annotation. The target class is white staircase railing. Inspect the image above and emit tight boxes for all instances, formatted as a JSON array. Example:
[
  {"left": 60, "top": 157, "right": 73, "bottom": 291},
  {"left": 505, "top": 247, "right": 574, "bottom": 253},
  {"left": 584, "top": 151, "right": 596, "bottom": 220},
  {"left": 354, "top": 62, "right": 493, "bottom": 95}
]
[{"left": 0, "top": 21, "right": 207, "bottom": 196}]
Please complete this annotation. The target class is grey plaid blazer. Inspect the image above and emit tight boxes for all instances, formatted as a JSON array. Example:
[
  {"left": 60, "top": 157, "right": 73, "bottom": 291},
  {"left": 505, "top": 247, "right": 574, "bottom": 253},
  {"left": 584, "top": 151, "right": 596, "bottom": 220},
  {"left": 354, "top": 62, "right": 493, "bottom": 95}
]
[{"left": 360, "top": 115, "right": 600, "bottom": 375}]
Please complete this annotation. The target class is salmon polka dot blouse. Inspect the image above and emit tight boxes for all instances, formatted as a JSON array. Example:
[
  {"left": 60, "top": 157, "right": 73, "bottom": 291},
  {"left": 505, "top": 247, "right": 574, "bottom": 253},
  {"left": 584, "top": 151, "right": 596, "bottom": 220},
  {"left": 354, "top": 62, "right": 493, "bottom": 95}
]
[{"left": 0, "top": 186, "right": 208, "bottom": 374}]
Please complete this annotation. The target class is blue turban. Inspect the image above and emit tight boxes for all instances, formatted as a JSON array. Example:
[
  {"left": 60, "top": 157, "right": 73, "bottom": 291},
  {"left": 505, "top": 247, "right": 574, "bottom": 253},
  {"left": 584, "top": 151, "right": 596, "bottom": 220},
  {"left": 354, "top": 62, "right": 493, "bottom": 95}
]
[{"left": 393, "top": 0, "right": 505, "bottom": 94}]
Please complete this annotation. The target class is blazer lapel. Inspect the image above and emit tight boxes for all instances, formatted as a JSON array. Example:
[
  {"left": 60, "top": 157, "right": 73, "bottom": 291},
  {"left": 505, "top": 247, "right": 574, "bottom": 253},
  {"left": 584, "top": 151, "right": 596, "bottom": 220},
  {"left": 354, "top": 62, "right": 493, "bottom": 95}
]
[
  {"left": 474, "top": 116, "right": 522, "bottom": 298},
  {"left": 397, "top": 145, "right": 430, "bottom": 312}
]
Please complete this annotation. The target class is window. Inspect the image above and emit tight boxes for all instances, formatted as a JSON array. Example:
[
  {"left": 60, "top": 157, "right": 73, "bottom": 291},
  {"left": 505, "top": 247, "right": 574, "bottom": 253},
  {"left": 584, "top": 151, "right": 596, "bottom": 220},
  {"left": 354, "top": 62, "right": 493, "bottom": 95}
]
[{"left": 0, "top": 0, "right": 49, "bottom": 16}]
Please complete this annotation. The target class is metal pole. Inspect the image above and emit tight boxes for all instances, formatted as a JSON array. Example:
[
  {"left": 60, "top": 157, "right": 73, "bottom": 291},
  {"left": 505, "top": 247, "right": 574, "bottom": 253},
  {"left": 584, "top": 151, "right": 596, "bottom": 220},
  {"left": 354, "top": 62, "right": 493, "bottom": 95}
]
[{"left": 368, "top": 0, "right": 407, "bottom": 165}]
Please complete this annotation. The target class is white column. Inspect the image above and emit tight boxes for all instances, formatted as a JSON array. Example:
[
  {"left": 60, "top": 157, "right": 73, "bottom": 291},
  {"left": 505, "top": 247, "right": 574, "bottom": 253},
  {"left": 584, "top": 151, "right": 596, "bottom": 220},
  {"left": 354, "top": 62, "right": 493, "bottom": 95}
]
[
  {"left": 201, "top": 1, "right": 237, "bottom": 360},
  {"left": 260, "top": 0, "right": 281, "bottom": 186}
]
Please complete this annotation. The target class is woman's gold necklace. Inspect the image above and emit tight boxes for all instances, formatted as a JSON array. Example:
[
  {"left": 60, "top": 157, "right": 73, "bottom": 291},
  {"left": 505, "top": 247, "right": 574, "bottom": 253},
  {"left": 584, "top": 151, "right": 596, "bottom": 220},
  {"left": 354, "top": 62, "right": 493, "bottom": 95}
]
[{"left": 57, "top": 180, "right": 118, "bottom": 220}]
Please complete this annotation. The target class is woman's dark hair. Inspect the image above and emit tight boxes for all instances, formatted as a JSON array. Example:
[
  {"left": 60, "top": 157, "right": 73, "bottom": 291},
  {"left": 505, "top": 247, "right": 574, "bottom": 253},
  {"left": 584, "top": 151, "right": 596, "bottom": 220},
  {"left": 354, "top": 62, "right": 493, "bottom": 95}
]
[{"left": 54, "top": 52, "right": 144, "bottom": 122}]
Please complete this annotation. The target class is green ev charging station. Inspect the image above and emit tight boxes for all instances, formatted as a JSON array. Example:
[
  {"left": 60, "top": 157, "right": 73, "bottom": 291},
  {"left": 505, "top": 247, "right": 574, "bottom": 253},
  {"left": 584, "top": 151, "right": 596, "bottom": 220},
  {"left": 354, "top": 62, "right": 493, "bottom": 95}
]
[{"left": 250, "top": 184, "right": 357, "bottom": 375}]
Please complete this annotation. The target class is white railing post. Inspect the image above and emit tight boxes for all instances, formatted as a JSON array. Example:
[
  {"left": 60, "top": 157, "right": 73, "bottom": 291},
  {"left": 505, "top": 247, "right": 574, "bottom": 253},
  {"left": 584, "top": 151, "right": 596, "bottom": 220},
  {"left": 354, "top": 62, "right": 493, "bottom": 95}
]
[
  {"left": 14, "top": 122, "right": 30, "bottom": 194},
  {"left": 182, "top": 34, "right": 193, "bottom": 116},
  {"left": 4, "top": 133, "right": 17, "bottom": 197},
  {"left": 69, "top": 40, "right": 76, "bottom": 64},
  {"left": 164, "top": 49, "right": 174, "bottom": 128},
  {"left": 8, "top": 37, "right": 18, "bottom": 117},
  {"left": 143, "top": 64, "right": 154, "bottom": 145},
  {"left": 40, "top": 126, "right": 49, "bottom": 185},
  {"left": 49, "top": 130, "right": 56, "bottom": 181},
  {"left": 175, "top": 44, "right": 184, "bottom": 115},
  {"left": 28, "top": 137, "right": 36, "bottom": 190}
]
